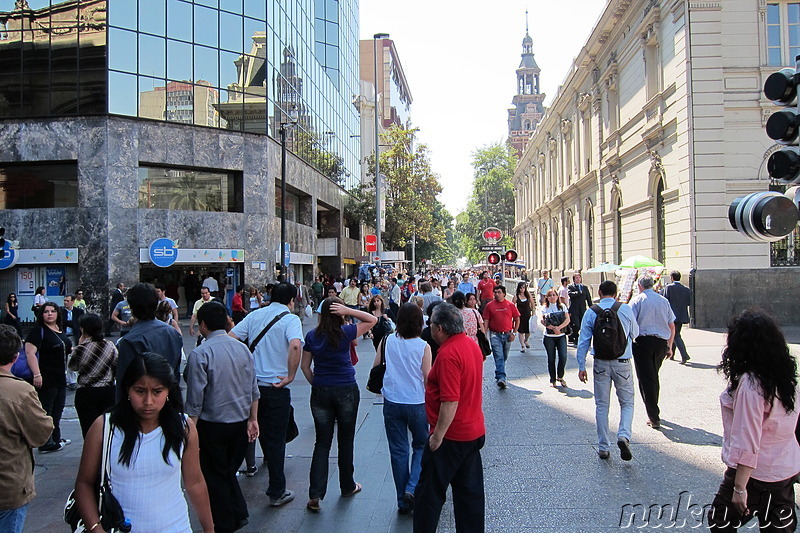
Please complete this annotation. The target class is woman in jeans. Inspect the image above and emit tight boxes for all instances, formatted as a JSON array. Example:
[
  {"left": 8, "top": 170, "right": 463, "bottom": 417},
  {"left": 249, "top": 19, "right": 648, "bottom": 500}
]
[
  {"left": 25, "top": 302, "right": 73, "bottom": 452},
  {"left": 708, "top": 308, "right": 800, "bottom": 531},
  {"left": 539, "top": 289, "right": 570, "bottom": 388},
  {"left": 67, "top": 314, "right": 117, "bottom": 437},
  {"left": 300, "top": 297, "right": 376, "bottom": 512},
  {"left": 373, "top": 302, "right": 431, "bottom": 514}
]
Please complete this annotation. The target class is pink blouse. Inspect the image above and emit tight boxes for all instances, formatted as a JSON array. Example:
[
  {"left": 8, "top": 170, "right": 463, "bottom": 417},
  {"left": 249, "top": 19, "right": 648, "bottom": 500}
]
[
  {"left": 720, "top": 372, "right": 800, "bottom": 482},
  {"left": 460, "top": 307, "right": 483, "bottom": 344}
]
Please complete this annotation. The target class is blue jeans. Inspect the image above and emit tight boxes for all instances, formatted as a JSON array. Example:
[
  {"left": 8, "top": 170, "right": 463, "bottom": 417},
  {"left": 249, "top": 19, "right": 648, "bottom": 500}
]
[
  {"left": 257, "top": 385, "right": 291, "bottom": 499},
  {"left": 309, "top": 384, "right": 360, "bottom": 500},
  {"left": 543, "top": 335, "right": 568, "bottom": 383},
  {"left": 489, "top": 332, "right": 511, "bottom": 382},
  {"left": 383, "top": 400, "right": 429, "bottom": 507},
  {"left": 0, "top": 504, "right": 28, "bottom": 533},
  {"left": 592, "top": 358, "right": 634, "bottom": 451}
]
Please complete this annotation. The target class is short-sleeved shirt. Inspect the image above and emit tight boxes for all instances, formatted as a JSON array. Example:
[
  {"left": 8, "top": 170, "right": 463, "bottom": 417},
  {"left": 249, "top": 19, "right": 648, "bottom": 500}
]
[
  {"left": 629, "top": 289, "right": 676, "bottom": 340},
  {"left": 304, "top": 324, "right": 358, "bottom": 387},
  {"left": 536, "top": 278, "right": 554, "bottom": 296},
  {"left": 25, "top": 326, "right": 72, "bottom": 386},
  {"left": 425, "top": 332, "right": 485, "bottom": 441},
  {"left": 192, "top": 297, "right": 212, "bottom": 315},
  {"left": 477, "top": 279, "right": 495, "bottom": 300},
  {"left": 161, "top": 297, "right": 178, "bottom": 310},
  {"left": 482, "top": 299, "right": 521, "bottom": 333},
  {"left": 113, "top": 301, "right": 132, "bottom": 332},
  {"left": 230, "top": 303, "right": 304, "bottom": 386}
]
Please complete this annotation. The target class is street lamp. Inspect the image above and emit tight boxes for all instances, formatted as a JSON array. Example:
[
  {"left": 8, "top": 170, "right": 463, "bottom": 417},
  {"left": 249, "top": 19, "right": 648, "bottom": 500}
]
[
  {"left": 279, "top": 103, "right": 299, "bottom": 280},
  {"left": 373, "top": 32, "right": 389, "bottom": 265}
]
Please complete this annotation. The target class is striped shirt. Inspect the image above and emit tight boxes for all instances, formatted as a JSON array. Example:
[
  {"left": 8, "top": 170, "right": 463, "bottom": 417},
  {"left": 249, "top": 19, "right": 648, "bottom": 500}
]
[{"left": 68, "top": 339, "right": 118, "bottom": 388}]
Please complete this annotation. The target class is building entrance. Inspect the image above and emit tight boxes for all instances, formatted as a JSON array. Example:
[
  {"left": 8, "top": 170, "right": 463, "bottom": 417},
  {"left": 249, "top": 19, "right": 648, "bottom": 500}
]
[{"left": 140, "top": 263, "right": 243, "bottom": 317}]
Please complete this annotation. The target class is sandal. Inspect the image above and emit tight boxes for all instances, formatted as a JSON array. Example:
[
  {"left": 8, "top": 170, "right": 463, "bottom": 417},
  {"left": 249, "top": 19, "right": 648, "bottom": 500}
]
[
  {"left": 559, "top": 378, "right": 567, "bottom": 388},
  {"left": 306, "top": 498, "right": 320, "bottom": 511},
  {"left": 342, "top": 483, "right": 362, "bottom": 497},
  {"left": 550, "top": 381, "right": 557, "bottom": 388}
]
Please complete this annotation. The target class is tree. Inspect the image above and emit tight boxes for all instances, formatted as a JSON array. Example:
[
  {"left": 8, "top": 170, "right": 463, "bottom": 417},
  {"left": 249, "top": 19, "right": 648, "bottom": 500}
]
[
  {"left": 455, "top": 143, "right": 516, "bottom": 264},
  {"left": 345, "top": 125, "right": 447, "bottom": 255}
]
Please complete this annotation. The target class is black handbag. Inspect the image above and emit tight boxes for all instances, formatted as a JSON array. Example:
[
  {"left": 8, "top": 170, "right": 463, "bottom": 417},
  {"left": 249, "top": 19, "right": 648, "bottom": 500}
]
[
  {"left": 285, "top": 405, "right": 299, "bottom": 443},
  {"left": 366, "top": 338, "right": 387, "bottom": 394},
  {"left": 476, "top": 330, "right": 492, "bottom": 357},
  {"left": 64, "top": 413, "right": 126, "bottom": 532}
]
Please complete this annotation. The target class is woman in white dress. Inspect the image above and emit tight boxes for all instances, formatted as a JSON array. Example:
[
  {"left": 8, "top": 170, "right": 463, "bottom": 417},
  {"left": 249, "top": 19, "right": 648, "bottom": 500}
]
[{"left": 74, "top": 352, "right": 214, "bottom": 533}]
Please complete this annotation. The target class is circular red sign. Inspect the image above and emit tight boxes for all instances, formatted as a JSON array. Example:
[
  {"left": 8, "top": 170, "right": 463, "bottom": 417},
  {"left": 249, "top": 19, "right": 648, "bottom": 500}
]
[{"left": 483, "top": 227, "right": 503, "bottom": 244}]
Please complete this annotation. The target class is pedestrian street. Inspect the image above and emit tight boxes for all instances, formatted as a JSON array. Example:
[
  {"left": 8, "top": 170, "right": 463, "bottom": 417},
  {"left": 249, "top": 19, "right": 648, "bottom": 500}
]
[{"left": 23, "top": 320, "right": 799, "bottom": 532}]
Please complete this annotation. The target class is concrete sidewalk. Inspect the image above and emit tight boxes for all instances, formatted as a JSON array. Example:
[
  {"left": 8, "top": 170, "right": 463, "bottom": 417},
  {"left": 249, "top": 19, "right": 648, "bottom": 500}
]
[{"left": 21, "top": 319, "right": 798, "bottom": 532}]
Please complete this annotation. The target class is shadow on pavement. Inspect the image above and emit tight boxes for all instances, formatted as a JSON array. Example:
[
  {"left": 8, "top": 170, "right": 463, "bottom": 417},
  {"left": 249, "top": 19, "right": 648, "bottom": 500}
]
[{"left": 656, "top": 419, "right": 723, "bottom": 447}]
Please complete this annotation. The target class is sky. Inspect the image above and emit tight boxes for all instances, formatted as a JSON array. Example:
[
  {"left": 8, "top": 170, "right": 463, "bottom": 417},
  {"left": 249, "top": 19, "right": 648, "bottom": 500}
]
[{"left": 359, "top": 0, "right": 608, "bottom": 217}]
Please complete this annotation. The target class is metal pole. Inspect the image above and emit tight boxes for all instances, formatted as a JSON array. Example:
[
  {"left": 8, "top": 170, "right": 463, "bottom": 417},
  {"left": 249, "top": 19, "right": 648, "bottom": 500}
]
[
  {"left": 411, "top": 231, "right": 416, "bottom": 274},
  {"left": 373, "top": 35, "right": 382, "bottom": 264},
  {"left": 280, "top": 125, "right": 287, "bottom": 280}
]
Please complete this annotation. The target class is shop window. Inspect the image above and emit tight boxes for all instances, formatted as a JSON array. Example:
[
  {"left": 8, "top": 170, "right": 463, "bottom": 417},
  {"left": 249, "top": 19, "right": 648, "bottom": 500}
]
[
  {"left": 138, "top": 165, "right": 242, "bottom": 212},
  {"left": 0, "top": 162, "right": 78, "bottom": 208}
]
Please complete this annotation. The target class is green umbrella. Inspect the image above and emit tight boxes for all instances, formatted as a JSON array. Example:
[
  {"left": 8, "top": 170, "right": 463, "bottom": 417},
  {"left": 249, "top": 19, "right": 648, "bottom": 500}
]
[
  {"left": 585, "top": 262, "right": 622, "bottom": 273},
  {"left": 620, "top": 255, "right": 663, "bottom": 268}
]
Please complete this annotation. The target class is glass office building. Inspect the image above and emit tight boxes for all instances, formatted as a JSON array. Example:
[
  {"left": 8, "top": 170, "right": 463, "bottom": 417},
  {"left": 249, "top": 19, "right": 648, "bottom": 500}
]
[{"left": 0, "top": 0, "right": 360, "bottom": 189}]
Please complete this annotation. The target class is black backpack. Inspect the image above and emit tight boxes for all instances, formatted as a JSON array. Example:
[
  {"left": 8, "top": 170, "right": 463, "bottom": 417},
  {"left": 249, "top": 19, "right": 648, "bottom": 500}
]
[{"left": 590, "top": 302, "right": 627, "bottom": 360}]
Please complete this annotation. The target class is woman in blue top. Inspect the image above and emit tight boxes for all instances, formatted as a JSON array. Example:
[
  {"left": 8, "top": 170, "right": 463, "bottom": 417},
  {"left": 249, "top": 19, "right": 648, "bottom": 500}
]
[{"left": 301, "top": 297, "right": 377, "bottom": 512}]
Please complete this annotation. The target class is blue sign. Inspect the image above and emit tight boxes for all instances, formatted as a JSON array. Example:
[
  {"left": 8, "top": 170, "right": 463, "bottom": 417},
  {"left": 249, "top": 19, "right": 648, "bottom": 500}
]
[
  {"left": 149, "top": 238, "right": 178, "bottom": 268},
  {"left": 0, "top": 242, "right": 17, "bottom": 270},
  {"left": 283, "top": 242, "right": 290, "bottom": 267}
]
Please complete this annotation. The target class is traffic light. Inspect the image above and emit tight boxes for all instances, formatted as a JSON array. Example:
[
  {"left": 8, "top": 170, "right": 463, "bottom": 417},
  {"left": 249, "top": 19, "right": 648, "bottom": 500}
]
[
  {"left": 730, "top": 59, "right": 800, "bottom": 240},
  {"left": 504, "top": 249, "right": 518, "bottom": 262},
  {"left": 487, "top": 252, "right": 501, "bottom": 265},
  {"left": 765, "top": 66, "right": 800, "bottom": 183}
]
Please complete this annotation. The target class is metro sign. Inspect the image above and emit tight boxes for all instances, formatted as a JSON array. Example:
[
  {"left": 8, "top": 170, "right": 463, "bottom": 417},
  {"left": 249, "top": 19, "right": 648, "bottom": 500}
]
[
  {"left": 365, "top": 234, "right": 378, "bottom": 253},
  {"left": 482, "top": 227, "right": 503, "bottom": 244}
]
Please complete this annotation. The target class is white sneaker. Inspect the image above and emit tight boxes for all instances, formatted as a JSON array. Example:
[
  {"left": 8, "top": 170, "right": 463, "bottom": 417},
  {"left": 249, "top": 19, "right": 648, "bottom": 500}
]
[{"left": 269, "top": 489, "right": 295, "bottom": 507}]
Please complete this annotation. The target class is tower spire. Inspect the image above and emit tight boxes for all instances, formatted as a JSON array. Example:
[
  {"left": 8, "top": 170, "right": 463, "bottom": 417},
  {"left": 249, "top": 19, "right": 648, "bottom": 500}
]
[{"left": 525, "top": 8, "right": 529, "bottom": 34}]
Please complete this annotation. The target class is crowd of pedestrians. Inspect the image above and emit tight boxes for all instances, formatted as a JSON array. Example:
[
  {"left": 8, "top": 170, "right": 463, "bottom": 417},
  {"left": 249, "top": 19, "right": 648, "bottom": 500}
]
[{"left": 0, "top": 266, "right": 798, "bottom": 533}]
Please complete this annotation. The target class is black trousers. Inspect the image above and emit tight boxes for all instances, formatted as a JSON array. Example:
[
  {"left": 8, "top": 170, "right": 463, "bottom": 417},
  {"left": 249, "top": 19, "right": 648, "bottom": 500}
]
[
  {"left": 708, "top": 467, "right": 797, "bottom": 532},
  {"left": 632, "top": 335, "right": 669, "bottom": 423},
  {"left": 568, "top": 310, "right": 585, "bottom": 343},
  {"left": 672, "top": 322, "right": 689, "bottom": 361},
  {"left": 74, "top": 386, "right": 115, "bottom": 437},
  {"left": 413, "top": 435, "right": 485, "bottom": 533},
  {"left": 37, "top": 384, "right": 66, "bottom": 447},
  {"left": 257, "top": 385, "right": 292, "bottom": 499},
  {"left": 197, "top": 419, "right": 249, "bottom": 533}
]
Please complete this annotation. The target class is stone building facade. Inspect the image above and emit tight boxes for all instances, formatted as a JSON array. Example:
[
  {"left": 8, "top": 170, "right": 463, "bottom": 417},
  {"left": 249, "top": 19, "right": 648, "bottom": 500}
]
[
  {"left": 512, "top": 0, "right": 800, "bottom": 327},
  {"left": 0, "top": 0, "right": 361, "bottom": 319}
]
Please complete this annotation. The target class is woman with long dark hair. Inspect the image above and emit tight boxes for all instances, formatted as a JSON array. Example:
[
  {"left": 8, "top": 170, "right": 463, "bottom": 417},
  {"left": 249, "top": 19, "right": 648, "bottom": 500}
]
[
  {"left": 708, "top": 308, "right": 800, "bottom": 531},
  {"left": 452, "top": 290, "right": 486, "bottom": 346},
  {"left": 367, "top": 294, "right": 393, "bottom": 349},
  {"left": 32, "top": 286, "right": 46, "bottom": 315},
  {"left": 513, "top": 282, "right": 533, "bottom": 352},
  {"left": 68, "top": 314, "right": 118, "bottom": 437},
  {"left": 373, "top": 302, "right": 431, "bottom": 514},
  {"left": 539, "top": 289, "right": 570, "bottom": 388},
  {"left": 300, "top": 297, "right": 376, "bottom": 512},
  {"left": 74, "top": 352, "right": 214, "bottom": 533},
  {"left": 3, "top": 292, "right": 21, "bottom": 335},
  {"left": 25, "top": 301, "right": 72, "bottom": 452}
]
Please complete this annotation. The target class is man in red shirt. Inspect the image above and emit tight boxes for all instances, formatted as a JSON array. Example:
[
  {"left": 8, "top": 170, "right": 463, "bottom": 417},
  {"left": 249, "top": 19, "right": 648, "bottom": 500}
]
[
  {"left": 414, "top": 303, "right": 485, "bottom": 533},
  {"left": 482, "top": 285, "right": 520, "bottom": 389},
  {"left": 476, "top": 271, "right": 495, "bottom": 312}
]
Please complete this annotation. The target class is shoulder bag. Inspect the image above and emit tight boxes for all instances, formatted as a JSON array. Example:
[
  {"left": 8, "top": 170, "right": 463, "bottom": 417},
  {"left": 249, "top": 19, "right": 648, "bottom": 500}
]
[
  {"left": 366, "top": 337, "right": 387, "bottom": 394},
  {"left": 64, "top": 413, "right": 126, "bottom": 532},
  {"left": 473, "top": 310, "right": 492, "bottom": 357},
  {"left": 246, "top": 312, "right": 298, "bottom": 443}
]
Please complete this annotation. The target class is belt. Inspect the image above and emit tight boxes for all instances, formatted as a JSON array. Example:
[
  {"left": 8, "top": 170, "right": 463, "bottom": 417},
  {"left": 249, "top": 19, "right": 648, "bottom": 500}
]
[
  {"left": 637, "top": 335, "right": 668, "bottom": 340},
  {"left": 491, "top": 330, "right": 513, "bottom": 335}
]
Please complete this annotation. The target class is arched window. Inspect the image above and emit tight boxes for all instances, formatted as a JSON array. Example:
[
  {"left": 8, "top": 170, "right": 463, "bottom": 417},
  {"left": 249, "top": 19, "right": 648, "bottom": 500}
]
[
  {"left": 585, "top": 200, "right": 594, "bottom": 268},
  {"left": 612, "top": 192, "right": 623, "bottom": 265},
  {"left": 552, "top": 218, "right": 560, "bottom": 270},
  {"left": 655, "top": 179, "right": 666, "bottom": 264},
  {"left": 565, "top": 211, "right": 574, "bottom": 269}
]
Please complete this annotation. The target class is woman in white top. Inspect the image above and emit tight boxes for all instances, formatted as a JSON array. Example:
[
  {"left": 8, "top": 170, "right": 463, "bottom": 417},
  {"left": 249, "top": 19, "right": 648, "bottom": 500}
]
[
  {"left": 372, "top": 302, "right": 431, "bottom": 515},
  {"left": 540, "top": 289, "right": 570, "bottom": 388},
  {"left": 74, "top": 352, "right": 214, "bottom": 533},
  {"left": 248, "top": 286, "right": 262, "bottom": 310}
]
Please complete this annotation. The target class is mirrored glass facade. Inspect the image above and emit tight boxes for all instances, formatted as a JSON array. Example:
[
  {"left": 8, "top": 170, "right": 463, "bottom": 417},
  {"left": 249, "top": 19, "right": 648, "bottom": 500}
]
[{"left": 0, "top": 0, "right": 360, "bottom": 190}]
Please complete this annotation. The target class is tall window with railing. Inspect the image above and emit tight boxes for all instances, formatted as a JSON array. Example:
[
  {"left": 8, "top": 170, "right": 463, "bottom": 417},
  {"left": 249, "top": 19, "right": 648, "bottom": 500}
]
[{"left": 770, "top": 182, "right": 800, "bottom": 266}]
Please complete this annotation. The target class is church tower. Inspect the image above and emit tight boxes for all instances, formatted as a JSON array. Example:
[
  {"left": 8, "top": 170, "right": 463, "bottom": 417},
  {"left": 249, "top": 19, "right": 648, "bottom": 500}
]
[{"left": 507, "top": 13, "right": 545, "bottom": 157}]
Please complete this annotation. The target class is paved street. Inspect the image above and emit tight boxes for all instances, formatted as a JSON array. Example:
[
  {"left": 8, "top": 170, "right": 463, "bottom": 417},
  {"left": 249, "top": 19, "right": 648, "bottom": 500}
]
[{"left": 22, "top": 318, "right": 800, "bottom": 532}]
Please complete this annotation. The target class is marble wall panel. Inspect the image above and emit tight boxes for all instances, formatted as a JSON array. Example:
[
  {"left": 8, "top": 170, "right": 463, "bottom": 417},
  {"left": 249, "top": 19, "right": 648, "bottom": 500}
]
[
  {"left": 138, "top": 121, "right": 169, "bottom": 164},
  {"left": 106, "top": 120, "right": 138, "bottom": 168},
  {"left": 219, "top": 133, "right": 245, "bottom": 171},
  {"left": 0, "top": 123, "right": 21, "bottom": 160},
  {"left": 163, "top": 126, "right": 194, "bottom": 167},
  {"left": 106, "top": 165, "right": 139, "bottom": 209},
  {"left": 192, "top": 129, "right": 221, "bottom": 169}
]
